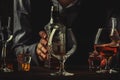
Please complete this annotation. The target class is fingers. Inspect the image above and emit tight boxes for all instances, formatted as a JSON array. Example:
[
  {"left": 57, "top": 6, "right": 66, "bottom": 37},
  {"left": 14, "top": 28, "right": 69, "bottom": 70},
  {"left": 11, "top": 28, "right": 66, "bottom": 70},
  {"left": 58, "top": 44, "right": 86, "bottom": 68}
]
[
  {"left": 39, "top": 31, "right": 47, "bottom": 39},
  {"left": 40, "top": 38, "right": 47, "bottom": 46},
  {"left": 37, "top": 31, "right": 48, "bottom": 60},
  {"left": 36, "top": 42, "right": 48, "bottom": 60},
  {"left": 37, "top": 43, "right": 47, "bottom": 53}
]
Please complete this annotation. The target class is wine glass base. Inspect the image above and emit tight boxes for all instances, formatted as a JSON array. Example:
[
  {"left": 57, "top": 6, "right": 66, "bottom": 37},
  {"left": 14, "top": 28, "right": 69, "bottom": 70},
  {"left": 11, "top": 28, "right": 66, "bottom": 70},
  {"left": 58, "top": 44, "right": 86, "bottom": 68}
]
[
  {"left": 96, "top": 69, "right": 118, "bottom": 74},
  {"left": 50, "top": 71, "right": 74, "bottom": 76},
  {"left": 109, "top": 69, "right": 119, "bottom": 74},
  {"left": 96, "top": 69, "right": 109, "bottom": 73},
  {"left": 0, "top": 67, "right": 13, "bottom": 72}
]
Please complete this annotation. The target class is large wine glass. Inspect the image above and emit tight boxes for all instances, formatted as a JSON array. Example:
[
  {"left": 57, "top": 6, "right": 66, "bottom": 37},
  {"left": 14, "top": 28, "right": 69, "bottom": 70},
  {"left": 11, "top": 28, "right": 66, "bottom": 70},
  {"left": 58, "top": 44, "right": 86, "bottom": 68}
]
[
  {"left": 0, "top": 17, "right": 13, "bottom": 72},
  {"left": 48, "top": 24, "right": 77, "bottom": 76},
  {"left": 94, "top": 27, "right": 119, "bottom": 74}
]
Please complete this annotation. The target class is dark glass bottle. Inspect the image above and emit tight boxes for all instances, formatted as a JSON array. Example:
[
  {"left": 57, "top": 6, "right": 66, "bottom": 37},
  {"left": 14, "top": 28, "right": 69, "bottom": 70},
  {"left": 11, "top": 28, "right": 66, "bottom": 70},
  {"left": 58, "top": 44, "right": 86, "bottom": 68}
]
[{"left": 44, "top": 5, "right": 66, "bottom": 70}]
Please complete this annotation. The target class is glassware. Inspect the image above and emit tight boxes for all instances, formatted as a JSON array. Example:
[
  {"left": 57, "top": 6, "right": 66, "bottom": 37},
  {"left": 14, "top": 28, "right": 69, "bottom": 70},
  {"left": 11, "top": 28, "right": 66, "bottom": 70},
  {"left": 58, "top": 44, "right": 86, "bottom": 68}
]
[
  {"left": 94, "top": 18, "right": 120, "bottom": 73},
  {"left": 0, "top": 17, "right": 14, "bottom": 72},
  {"left": 44, "top": 4, "right": 77, "bottom": 76},
  {"left": 88, "top": 51, "right": 101, "bottom": 71},
  {"left": 94, "top": 27, "right": 119, "bottom": 73},
  {"left": 44, "top": 5, "right": 56, "bottom": 69},
  {"left": 48, "top": 25, "right": 77, "bottom": 76},
  {"left": 17, "top": 48, "right": 31, "bottom": 72}
]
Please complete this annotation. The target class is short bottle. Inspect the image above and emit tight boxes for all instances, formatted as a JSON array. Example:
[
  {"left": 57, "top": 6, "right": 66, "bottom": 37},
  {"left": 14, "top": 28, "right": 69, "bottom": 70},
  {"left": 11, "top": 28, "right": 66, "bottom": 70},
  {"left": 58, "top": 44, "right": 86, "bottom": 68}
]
[{"left": 17, "top": 48, "right": 31, "bottom": 71}]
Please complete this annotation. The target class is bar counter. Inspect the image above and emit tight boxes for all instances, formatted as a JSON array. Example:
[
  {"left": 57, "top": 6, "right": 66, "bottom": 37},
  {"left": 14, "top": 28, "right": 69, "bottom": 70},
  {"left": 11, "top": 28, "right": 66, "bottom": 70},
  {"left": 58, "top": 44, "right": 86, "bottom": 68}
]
[{"left": 0, "top": 65, "right": 119, "bottom": 80}]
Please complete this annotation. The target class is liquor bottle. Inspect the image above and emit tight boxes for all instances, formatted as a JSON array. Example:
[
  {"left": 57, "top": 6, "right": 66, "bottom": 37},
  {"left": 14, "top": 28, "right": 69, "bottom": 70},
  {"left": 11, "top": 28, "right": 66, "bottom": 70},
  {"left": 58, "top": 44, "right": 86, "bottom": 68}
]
[{"left": 44, "top": 4, "right": 66, "bottom": 70}]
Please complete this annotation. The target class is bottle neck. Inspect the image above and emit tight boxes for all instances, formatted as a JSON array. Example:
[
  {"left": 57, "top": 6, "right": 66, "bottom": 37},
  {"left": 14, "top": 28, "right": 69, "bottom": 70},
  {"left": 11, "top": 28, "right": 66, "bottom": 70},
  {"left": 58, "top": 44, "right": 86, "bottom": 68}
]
[{"left": 50, "top": 5, "right": 60, "bottom": 24}]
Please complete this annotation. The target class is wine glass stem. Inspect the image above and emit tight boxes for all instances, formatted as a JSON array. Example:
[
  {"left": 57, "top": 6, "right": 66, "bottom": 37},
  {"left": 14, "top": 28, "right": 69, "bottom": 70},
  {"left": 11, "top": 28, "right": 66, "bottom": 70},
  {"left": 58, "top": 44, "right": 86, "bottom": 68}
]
[
  {"left": 1, "top": 43, "right": 7, "bottom": 68},
  {"left": 59, "top": 57, "right": 66, "bottom": 73},
  {"left": 105, "top": 57, "right": 109, "bottom": 70}
]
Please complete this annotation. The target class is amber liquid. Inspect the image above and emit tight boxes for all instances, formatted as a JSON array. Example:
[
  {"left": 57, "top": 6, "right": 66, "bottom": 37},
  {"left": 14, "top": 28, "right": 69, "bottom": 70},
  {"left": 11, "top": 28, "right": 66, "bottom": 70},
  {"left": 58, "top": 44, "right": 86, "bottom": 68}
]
[
  {"left": 21, "top": 63, "right": 30, "bottom": 71},
  {"left": 94, "top": 44, "right": 119, "bottom": 57}
]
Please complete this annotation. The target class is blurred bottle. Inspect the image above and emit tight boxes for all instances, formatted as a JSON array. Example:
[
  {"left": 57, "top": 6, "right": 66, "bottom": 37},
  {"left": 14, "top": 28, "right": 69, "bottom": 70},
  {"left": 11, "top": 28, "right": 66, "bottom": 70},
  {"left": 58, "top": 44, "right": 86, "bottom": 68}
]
[
  {"left": 17, "top": 48, "right": 31, "bottom": 72},
  {"left": 44, "top": 4, "right": 63, "bottom": 70}
]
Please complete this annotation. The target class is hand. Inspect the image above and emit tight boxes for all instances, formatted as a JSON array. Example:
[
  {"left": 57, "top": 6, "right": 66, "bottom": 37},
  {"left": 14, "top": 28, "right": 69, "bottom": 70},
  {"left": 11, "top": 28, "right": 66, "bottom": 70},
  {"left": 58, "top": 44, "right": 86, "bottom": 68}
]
[{"left": 36, "top": 31, "right": 48, "bottom": 61}]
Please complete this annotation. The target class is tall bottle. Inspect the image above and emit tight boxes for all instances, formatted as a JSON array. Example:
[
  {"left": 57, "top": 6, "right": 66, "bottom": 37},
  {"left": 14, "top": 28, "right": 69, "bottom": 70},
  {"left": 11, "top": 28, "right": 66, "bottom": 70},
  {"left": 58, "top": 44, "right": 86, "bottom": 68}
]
[{"left": 44, "top": 4, "right": 66, "bottom": 70}]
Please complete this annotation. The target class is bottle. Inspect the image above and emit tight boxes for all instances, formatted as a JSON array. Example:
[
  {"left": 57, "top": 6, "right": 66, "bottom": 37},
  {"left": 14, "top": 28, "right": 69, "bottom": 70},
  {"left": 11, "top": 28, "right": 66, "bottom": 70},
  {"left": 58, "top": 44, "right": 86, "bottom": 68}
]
[
  {"left": 44, "top": 4, "right": 66, "bottom": 70},
  {"left": 17, "top": 48, "right": 31, "bottom": 72},
  {"left": 22, "top": 48, "right": 31, "bottom": 71}
]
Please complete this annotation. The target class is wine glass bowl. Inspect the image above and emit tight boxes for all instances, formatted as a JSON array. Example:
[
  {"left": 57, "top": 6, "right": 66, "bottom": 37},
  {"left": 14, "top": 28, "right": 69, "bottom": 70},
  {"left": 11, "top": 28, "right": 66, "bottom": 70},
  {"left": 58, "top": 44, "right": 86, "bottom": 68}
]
[
  {"left": 0, "top": 17, "right": 14, "bottom": 72},
  {"left": 95, "top": 44, "right": 119, "bottom": 69},
  {"left": 94, "top": 27, "right": 120, "bottom": 73},
  {"left": 48, "top": 26, "right": 77, "bottom": 76}
]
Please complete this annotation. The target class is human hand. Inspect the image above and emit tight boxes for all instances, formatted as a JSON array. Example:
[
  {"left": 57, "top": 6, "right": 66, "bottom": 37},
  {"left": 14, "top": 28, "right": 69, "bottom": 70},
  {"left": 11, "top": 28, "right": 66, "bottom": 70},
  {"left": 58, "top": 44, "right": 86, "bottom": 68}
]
[{"left": 36, "top": 31, "right": 48, "bottom": 61}]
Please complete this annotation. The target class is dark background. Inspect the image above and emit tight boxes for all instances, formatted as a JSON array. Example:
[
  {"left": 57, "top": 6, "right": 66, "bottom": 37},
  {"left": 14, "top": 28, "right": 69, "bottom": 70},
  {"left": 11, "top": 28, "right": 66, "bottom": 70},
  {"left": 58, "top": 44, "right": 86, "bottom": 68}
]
[{"left": 0, "top": 0, "right": 120, "bottom": 67}]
